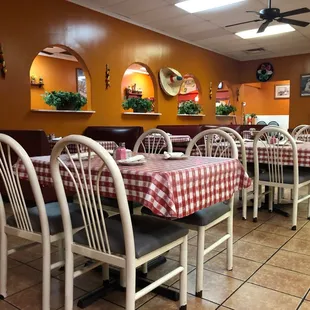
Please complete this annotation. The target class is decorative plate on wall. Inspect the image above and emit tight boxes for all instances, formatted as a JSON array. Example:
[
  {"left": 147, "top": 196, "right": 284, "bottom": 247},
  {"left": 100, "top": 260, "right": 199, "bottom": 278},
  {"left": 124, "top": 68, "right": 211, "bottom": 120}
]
[{"left": 256, "top": 62, "right": 274, "bottom": 82}]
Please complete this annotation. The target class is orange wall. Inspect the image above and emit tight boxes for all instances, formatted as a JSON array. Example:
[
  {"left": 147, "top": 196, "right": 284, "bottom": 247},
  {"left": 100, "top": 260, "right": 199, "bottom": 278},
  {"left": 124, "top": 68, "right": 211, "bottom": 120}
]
[
  {"left": 241, "top": 80, "right": 290, "bottom": 116},
  {"left": 121, "top": 72, "right": 154, "bottom": 100},
  {"left": 30, "top": 55, "right": 88, "bottom": 110},
  {"left": 240, "top": 54, "right": 310, "bottom": 128},
  {"left": 0, "top": 0, "right": 240, "bottom": 136}
]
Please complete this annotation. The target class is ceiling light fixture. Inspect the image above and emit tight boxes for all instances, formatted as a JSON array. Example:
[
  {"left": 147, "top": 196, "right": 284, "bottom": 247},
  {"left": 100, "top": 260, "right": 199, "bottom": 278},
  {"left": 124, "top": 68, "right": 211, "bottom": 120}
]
[
  {"left": 175, "top": 0, "right": 245, "bottom": 13},
  {"left": 236, "top": 24, "right": 295, "bottom": 39}
]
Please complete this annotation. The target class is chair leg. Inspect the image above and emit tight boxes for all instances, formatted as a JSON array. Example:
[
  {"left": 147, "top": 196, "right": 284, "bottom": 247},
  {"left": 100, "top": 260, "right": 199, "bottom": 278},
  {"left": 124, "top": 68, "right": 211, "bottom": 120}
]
[
  {"left": 102, "top": 263, "right": 109, "bottom": 283},
  {"left": 196, "top": 226, "right": 205, "bottom": 298},
  {"left": 258, "top": 185, "right": 263, "bottom": 208},
  {"left": 179, "top": 235, "right": 188, "bottom": 310},
  {"left": 141, "top": 263, "right": 148, "bottom": 276},
  {"left": 64, "top": 246, "right": 74, "bottom": 310},
  {"left": 253, "top": 180, "right": 259, "bottom": 222},
  {"left": 227, "top": 196, "right": 234, "bottom": 271},
  {"left": 0, "top": 231, "right": 7, "bottom": 299},
  {"left": 42, "top": 240, "right": 51, "bottom": 310},
  {"left": 125, "top": 262, "right": 136, "bottom": 310},
  {"left": 292, "top": 187, "right": 299, "bottom": 230},
  {"left": 308, "top": 184, "right": 310, "bottom": 220},
  {"left": 269, "top": 187, "right": 274, "bottom": 213},
  {"left": 120, "top": 268, "right": 126, "bottom": 288},
  {"left": 242, "top": 189, "right": 247, "bottom": 220}
]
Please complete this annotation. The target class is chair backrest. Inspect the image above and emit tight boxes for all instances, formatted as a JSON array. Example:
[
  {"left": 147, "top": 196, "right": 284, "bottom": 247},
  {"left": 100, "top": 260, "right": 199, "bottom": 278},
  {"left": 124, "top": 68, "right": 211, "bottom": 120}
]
[
  {"left": 0, "top": 134, "right": 49, "bottom": 236},
  {"left": 219, "top": 127, "right": 247, "bottom": 171},
  {"left": 268, "top": 121, "right": 279, "bottom": 126},
  {"left": 253, "top": 127, "right": 298, "bottom": 184},
  {"left": 185, "top": 129, "right": 238, "bottom": 159},
  {"left": 50, "top": 135, "right": 135, "bottom": 259},
  {"left": 291, "top": 124, "right": 307, "bottom": 137},
  {"left": 257, "top": 121, "right": 267, "bottom": 125},
  {"left": 133, "top": 128, "right": 173, "bottom": 154},
  {"left": 294, "top": 125, "right": 310, "bottom": 141}
]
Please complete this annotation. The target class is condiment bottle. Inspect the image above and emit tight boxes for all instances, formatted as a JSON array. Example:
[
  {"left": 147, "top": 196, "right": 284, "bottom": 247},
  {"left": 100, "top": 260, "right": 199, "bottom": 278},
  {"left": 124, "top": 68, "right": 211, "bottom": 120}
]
[{"left": 114, "top": 142, "right": 127, "bottom": 160}]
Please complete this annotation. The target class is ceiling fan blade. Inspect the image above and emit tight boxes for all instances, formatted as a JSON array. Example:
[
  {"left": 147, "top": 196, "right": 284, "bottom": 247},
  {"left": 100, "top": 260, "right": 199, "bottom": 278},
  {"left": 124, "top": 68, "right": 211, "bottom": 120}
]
[
  {"left": 257, "top": 20, "right": 271, "bottom": 33},
  {"left": 279, "top": 7, "right": 310, "bottom": 18},
  {"left": 246, "top": 10, "right": 260, "bottom": 16},
  {"left": 226, "top": 19, "right": 261, "bottom": 28},
  {"left": 277, "top": 17, "right": 309, "bottom": 27}
]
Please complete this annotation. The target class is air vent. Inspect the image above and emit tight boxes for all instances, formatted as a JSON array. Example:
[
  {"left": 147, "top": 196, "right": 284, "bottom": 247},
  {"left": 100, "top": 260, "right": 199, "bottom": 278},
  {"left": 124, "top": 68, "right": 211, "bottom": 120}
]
[{"left": 244, "top": 48, "right": 266, "bottom": 54}]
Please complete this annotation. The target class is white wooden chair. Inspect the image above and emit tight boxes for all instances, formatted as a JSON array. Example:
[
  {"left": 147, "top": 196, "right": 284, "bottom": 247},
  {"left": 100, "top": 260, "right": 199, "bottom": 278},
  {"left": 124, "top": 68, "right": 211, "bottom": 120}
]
[
  {"left": 295, "top": 125, "right": 310, "bottom": 142},
  {"left": 175, "top": 129, "right": 237, "bottom": 298},
  {"left": 253, "top": 127, "right": 310, "bottom": 230},
  {"left": 219, "top": 127, "right": 251, "bottom": 220},
  {"left": 0, "top": 134, "right": 83, "bottom": 310},
  {"left": 291, "top": 124, "right": 308, "bottom": 138},
  {"left": 50, "top": 135, "right": 188, "bottom": 310},
  {"left": 133, "top": 128, "right": 172, "bottom": 154}
]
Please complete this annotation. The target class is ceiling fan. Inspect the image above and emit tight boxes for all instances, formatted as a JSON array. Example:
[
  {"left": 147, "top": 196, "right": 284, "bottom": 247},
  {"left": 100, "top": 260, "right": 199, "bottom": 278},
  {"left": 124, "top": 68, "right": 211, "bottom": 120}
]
[{"left": 225, "top": 0, "right": 310, "bottom": 33}]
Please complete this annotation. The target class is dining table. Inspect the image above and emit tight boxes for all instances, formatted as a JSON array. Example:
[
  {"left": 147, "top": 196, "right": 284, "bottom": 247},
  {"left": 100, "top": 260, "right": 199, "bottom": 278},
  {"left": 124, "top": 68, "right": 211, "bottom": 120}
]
[
  {"left": 48, "top": 139, "right": 118, "bottom": 153},
  {"left": 15, "top": 153, "right": 251, "bottom": 307}
]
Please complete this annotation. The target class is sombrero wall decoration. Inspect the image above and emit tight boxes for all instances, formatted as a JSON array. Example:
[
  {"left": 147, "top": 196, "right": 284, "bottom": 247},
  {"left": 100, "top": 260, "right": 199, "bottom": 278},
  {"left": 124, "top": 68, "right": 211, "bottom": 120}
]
[
  {"left": 159, "top": 67, "right": 183, "bottom": 96},
  {"left": 256, "top": 62, "right": 274, "bottom": 82}
]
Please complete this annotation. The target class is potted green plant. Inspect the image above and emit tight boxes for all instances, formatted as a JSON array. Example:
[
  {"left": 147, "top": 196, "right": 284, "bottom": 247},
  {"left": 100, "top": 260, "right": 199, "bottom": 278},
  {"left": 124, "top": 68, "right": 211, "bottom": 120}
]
[
  {"left": 42, "top": 91, "right": 87, "bottom": 111},
  {"left": 178, "top": 100, "right": 202, "bottom": 115},
  {"left": 216, "top": 103, "right": 236, "bottom": 116},
  {"left": 122, "top": 97, "right": 153, "bottom": 113}
]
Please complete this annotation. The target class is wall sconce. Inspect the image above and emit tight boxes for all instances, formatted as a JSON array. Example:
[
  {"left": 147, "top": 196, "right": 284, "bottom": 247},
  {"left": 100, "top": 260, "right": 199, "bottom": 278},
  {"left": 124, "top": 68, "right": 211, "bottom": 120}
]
[
  {"left": 105, "top": 64, "right": 111, "bottom": 89},
  {"left": 209, "top": 82, "right": 212, "bottom": 99}
]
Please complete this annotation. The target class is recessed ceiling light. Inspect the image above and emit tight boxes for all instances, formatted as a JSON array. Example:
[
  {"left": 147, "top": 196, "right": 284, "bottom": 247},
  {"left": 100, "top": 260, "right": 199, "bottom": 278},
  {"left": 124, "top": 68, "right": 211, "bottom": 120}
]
[
  {"left": 236, "top": 24, "right": 295, "bottom": 39},
  {"left": 175, "top": 0, "right": 245, "bottom": 14}
]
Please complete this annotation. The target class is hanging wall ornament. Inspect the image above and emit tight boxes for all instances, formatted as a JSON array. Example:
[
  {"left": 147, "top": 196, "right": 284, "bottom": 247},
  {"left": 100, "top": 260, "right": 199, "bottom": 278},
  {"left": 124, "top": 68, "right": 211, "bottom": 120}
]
[
  {"left": 0, "top": 44, "right": 7, "bottom": 79},
  {"left": 256, "top": 62, "right": 274, "bottom": 82},
  {"left": 105, "top": 64, "right": 110, "bottom": 89},
  {"left": 209, "top": 82, "right": 212, "bottom": 99},
  {"left": 159, "top": 67, "right": 183, "bottom": 96}
]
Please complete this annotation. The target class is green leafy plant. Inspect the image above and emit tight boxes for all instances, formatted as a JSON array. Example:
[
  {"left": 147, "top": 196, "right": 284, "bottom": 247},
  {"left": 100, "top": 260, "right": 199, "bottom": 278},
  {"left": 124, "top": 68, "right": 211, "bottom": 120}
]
[
  {"left": 250, "top": 113, "right": 257, "bottom": 118},
  {"left": 216, "top": 103, "right": 236, "bottom": 116},
  {"left": 178, "top": 100, "right": 202, "bottom": 115},
  {"left": 122, "top": 97, "right": 153, "bottom": 113},
  {"left": 42, "top": 91, "right": 87, "bottom": 111}
]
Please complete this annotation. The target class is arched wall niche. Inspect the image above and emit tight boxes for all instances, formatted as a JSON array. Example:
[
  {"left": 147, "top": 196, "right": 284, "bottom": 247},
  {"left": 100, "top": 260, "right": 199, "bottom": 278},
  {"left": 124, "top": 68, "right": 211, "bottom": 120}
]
[
  {"left": 121, "top": 62, "right": 158, "bottom": 112},
  {"left": 29, "top": 44, "right": 92, "bottom": 111}
]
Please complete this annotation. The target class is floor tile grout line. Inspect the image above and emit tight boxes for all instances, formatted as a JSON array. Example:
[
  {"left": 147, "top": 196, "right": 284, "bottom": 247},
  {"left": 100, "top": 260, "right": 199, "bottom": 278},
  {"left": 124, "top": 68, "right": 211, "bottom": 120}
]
[
  {"left": 296, "top": 288, "right": 310, "bottom": 310},
  {"left": 2, "top": 299, "right": 21, "bottom": 310},
  {"left": 216, "top": 212, "right": 310, "bottom": 308}
]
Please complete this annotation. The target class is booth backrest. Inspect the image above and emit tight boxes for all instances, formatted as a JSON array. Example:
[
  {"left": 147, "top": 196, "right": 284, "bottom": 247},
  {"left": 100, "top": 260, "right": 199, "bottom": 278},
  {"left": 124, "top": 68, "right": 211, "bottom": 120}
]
[
  {"left": 0, "top": 129, "right": 57, "bottom": 206},
  {"left": 200, "top": 124, "right": 267, "bottom": 135},
  {"left": 83, "top": 126, "right": 144, "bottom": 150}
]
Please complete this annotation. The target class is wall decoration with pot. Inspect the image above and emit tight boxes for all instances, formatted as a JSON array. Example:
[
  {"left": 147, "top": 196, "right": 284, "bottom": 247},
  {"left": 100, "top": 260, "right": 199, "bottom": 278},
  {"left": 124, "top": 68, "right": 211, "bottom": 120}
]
[{"left": 256, "top": 62, "right": 274, "bottom": 82}]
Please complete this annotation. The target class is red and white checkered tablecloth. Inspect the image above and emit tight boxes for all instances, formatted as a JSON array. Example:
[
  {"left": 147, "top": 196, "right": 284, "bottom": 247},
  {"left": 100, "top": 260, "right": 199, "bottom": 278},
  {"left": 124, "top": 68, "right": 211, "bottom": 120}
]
[
  {"left": 49, "top": 140, "right": 118, "bottom": 153},
  {"left": 16, "top": 154, "right": 251, "bottom": 218},
  {"left": 144, "top": 135, "right": 191, "bottom": 148},
  {"left": 242, "top": 141, "right": 310, "bottom": 167}
]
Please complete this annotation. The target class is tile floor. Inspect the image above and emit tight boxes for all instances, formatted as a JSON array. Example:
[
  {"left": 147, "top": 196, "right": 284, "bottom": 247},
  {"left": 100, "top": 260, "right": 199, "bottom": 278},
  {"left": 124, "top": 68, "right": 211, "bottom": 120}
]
[{"left": 1, "top": 199, "right": 310, "bottom": 310}]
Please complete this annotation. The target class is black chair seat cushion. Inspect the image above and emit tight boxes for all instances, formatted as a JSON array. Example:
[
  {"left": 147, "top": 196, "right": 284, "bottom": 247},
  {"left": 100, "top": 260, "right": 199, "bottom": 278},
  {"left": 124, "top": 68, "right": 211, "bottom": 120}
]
[
  {"left": 175, "top": 202, "right": 230, "bottom": 227},
  {"left": 7, "top": 202, "right": 85, "bottom": 235},
  {"left": 259, "top": 167, "right": 310, "bottom": 184},
  {"left": 73, "top": 214, "right": 188, "bottom": 258}
]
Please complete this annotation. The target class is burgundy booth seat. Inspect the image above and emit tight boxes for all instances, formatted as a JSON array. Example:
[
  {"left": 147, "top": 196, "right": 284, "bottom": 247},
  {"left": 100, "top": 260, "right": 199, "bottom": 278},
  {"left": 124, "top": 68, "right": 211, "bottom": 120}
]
[
  {"left": 83, "top": 126, "right": 144, "bottom": 151},
  {"left": 0, "top": 129, "right": 59, "bottom": 207}
]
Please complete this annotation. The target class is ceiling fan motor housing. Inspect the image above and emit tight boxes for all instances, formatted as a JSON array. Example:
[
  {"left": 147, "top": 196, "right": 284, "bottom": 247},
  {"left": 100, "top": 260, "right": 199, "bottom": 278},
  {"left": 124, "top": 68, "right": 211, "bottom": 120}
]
[{"left": 259, "top": 8, "right": 281, "bottom": 19}]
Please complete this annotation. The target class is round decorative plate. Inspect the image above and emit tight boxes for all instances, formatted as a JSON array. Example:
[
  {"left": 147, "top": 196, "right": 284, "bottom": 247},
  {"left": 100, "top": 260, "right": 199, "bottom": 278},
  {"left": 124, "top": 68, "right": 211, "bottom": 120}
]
[{"left": 256, "top": 62, "right": 274, "bottom": 82}]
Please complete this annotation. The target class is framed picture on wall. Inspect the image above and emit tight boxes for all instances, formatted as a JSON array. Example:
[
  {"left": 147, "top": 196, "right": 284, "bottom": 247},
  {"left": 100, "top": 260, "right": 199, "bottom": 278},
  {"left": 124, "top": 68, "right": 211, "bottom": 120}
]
[
  {"left": 300, "top": 74, "right": 310, "bottom": 97},
  {"left": 274, "top": 84, "right": 290, "bottom": 99},
  {"left": 76, "top": 68, "right": 87, "bottom": 98}
]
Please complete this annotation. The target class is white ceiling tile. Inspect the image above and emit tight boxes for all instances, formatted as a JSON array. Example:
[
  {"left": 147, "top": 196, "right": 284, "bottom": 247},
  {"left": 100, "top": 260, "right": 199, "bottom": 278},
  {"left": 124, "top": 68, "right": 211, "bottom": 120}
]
[
  {"left": 130, "top": 4, "right": 184, "bottom": 23},
  {"left": 102, "top": 0, "right": 168, "bottom": 17}
]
